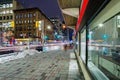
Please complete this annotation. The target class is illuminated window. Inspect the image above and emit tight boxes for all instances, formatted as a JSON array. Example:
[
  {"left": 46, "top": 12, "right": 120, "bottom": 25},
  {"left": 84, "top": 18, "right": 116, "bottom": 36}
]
[
  {"left": 6, "top": 4, "right": 9, "bottom": 8},
  {"left": 24, "top": 20, "right": 26, "bottom": 23},
  {"left": 10, "top": 10, "right": 13, "bottom": 13},
  {"left": 6, "top": 10, "right": 9, "bottom": 14},
  {"left": 16, "top": 21, "right": 18, "bottom": 24},
  {"left": 30, "top": 20, "right": 32, "bottom": 23},
  {"left": 28, "top": 20, "right": 30, "bottom": 23},
  {"left": 3, "top": 4, "right": 5, "bottom": 8},
  {"left": 33, "top": 20, "right": 35, "bottom": 22},
  {"left": 21, "top": 21, "right": 23, "bottom": 24},
  {"left": 19, "top": 21, "right": 21, "bottom": 24},
  {"left": 28, "top": 13, "right": 30, "bottom": 18},
  {"left": 33, "top": 13, "right": 36, "bottom": 16},
  {"left": 10, "top": 3, "right": 13, "bottom": 7},
  {"left": 3, "top": 11, "right": 5, "bottom": 14}
]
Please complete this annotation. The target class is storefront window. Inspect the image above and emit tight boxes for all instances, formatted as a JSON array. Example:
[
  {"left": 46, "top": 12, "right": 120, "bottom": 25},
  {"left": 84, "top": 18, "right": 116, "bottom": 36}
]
[
  {"left": 88, "top": 14, "right": 120, "bottom": 79},
  {"left": 81, "top": 29, "right": 86, "bottom": 63}
]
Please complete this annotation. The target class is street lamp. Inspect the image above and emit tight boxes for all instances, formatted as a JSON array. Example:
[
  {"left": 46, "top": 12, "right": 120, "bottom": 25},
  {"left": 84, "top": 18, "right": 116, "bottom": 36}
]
[
  {"left": 45, "top": 25, "right": 51, "bottom": 42},
  {"left": 62, "top": 24, "right": 66, "bottom": 29},
  {"left": 47, "top": 25, "right": 51, "bottom": 30}
]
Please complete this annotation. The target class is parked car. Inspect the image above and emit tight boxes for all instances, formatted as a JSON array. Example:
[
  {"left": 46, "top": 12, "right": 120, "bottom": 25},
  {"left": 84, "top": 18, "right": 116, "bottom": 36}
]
[{"left": 36, "top": 46, "right": 43, "bottom": 51}]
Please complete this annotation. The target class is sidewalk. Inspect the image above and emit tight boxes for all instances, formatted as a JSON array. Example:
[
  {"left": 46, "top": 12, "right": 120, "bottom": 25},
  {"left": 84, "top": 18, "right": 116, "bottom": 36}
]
[
  {"left": 0, "top": 49, "right": 84, "bottom": 80},
  {"left": 68, "top": 50, "right": 84, "bottom": 80}
]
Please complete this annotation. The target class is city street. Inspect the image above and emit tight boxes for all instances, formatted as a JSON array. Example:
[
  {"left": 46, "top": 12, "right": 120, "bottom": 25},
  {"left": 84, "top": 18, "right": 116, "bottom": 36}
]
[{"left": 0, "top": 49, "right": 83, "bottom": 80}]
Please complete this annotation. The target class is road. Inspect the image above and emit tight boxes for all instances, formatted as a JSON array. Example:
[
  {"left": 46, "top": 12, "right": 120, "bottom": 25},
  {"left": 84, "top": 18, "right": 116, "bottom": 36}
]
[{"left": 0, "top": 43, "right": 66, "bottom": 52}]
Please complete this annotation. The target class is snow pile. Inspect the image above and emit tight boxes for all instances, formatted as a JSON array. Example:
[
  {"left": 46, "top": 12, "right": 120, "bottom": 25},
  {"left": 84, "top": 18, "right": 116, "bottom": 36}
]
[
  {"left": 22, "top": 49, "right": 40, "bottom": 55},
  {"left": 0, "top": 49, "right": 41, "bottom": 63},
  {"left": 0, "top": 54, "right": 15, "bottom": 63}
]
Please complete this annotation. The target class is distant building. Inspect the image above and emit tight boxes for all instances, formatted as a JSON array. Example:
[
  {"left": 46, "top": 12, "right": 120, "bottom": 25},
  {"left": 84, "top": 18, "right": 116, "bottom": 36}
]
[
  {"left": 14, "top": 8, "right": 54, "bottom": 43},
  {"left": 50, "top": 17, "right": 62, "bottom": 30},
  {"left": 0, "top": 0, "right": 23, "bottom": 31},
  {"left": 0, "top": 0, "right": 23, "bottom": 46},
  {"left": 50, "top": 17, "right": 63, "bottom": 39}
]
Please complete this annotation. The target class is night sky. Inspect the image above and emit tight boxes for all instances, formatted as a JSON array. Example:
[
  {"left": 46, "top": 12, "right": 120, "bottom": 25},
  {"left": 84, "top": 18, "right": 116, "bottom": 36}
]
[
  {"left": 16, "top": 0, "right": 64, "bottom": 21},
  {"left": 16, "top": 0, "right": 73, "bottom": 40}
]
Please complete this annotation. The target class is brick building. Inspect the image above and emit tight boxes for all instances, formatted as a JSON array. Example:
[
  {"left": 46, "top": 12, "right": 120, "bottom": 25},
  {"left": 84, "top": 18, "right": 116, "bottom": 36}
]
[{"left": 14, "top": 8, "right": 54, "bottom": 44}]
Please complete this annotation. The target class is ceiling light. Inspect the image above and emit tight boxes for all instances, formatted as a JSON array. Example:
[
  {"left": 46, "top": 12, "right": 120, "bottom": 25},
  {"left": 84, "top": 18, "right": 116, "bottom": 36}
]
[{"left": 98, "top": 23, "right": 104, "bottom": 27}]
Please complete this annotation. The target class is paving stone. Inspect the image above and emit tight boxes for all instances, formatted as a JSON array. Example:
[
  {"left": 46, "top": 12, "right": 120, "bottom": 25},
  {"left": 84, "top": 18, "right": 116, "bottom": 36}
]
[
  {"left": 46, "top": 77, "right": 55, "bottom": 80},
  {"left": 0, "top": 77, "right": 4, "bottom": 80},
  {"left": 0, "top": 50, "right": 82, "bottom": 80}
]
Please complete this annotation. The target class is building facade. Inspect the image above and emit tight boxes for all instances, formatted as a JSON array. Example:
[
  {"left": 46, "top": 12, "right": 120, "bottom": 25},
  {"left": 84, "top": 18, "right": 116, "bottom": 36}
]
[
  {"left": 50, "top": 17, "right": 62, "bottom": 39},
  {"left": 0, "top": 0, "right": 23, "bottom": 30},
  {"left": 0, "top": 0, "right": 23, "bottom": 46},
  {"left": 14, "top": 8, "right": 54, "bottom": 44}
]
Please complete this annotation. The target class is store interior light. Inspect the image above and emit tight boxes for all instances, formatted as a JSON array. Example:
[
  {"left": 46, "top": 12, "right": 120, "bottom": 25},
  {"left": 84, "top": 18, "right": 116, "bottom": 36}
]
[
  {"left": 89, "top": 31, "right": 93, "bottom": 34},
  {"left": 117, "top": 25, "right": 120, "bottom": 28},
  {"left": 117, "top": 15, "right": 120, "bottom": 19},
  {"left": 98, "top": 23, "right": 104, "bottom": 27}
]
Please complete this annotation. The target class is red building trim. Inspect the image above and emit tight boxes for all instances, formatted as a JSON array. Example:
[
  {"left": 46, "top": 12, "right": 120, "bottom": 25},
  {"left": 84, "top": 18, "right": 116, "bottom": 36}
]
[{"left": 75, "top": 0, "right": 89, "bottom": 32}]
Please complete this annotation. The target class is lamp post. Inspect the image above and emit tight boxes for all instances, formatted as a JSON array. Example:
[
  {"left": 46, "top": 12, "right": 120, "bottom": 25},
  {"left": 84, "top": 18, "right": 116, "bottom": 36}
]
[
  {"left": 40, "top": 20, "right": 44, "bottom": 45},
  {"left": 45, "top": 25, "right": 51, "bottom": 42}
]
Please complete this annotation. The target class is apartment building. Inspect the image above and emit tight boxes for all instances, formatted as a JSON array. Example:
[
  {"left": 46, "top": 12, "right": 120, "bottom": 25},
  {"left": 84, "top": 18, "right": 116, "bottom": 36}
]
[{"left": 14, "top": 8, "right": 54, "bottom": 43}]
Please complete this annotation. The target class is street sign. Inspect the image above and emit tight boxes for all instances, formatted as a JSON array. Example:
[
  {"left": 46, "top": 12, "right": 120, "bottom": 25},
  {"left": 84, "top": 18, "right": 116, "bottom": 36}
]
[
  {"left": 11, "top": 21, "right": 14, "bottom": 27},
  {"left": 35, "top": 21, "right": 39, "bottom": 27}
]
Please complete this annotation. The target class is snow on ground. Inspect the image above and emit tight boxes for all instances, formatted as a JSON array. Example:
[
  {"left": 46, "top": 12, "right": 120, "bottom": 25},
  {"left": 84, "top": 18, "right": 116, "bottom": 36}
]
[
  {"left": 0, "top": 45, "right": 62, "bottom": 64},
  {"left": 0, "top": 49, "right": 41, "bottom": 64}
]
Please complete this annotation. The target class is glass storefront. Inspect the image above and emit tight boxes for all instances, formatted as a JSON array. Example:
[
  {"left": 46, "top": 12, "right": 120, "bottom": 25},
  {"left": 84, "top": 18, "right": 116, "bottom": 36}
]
[
  {"left": 87, "top": 14, "right": 120, "bottom": 79},
  {"left": 81, "top": 29, "right": 86, "bottom": 63}
]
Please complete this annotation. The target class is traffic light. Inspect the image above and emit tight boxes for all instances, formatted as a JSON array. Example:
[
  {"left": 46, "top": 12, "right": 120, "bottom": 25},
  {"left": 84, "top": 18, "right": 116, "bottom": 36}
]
[
  {"left": 87, "top": 34, "right": 92, "bottom": 39},
  {"left": 56, "top": 35, "right": 60, "bottom": 39},
  {"left": 102, "top": 34, "right": 108, "bottom": 40},
  {"left": 44, "top": 36, "right": 48, "bottom": 40}
]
